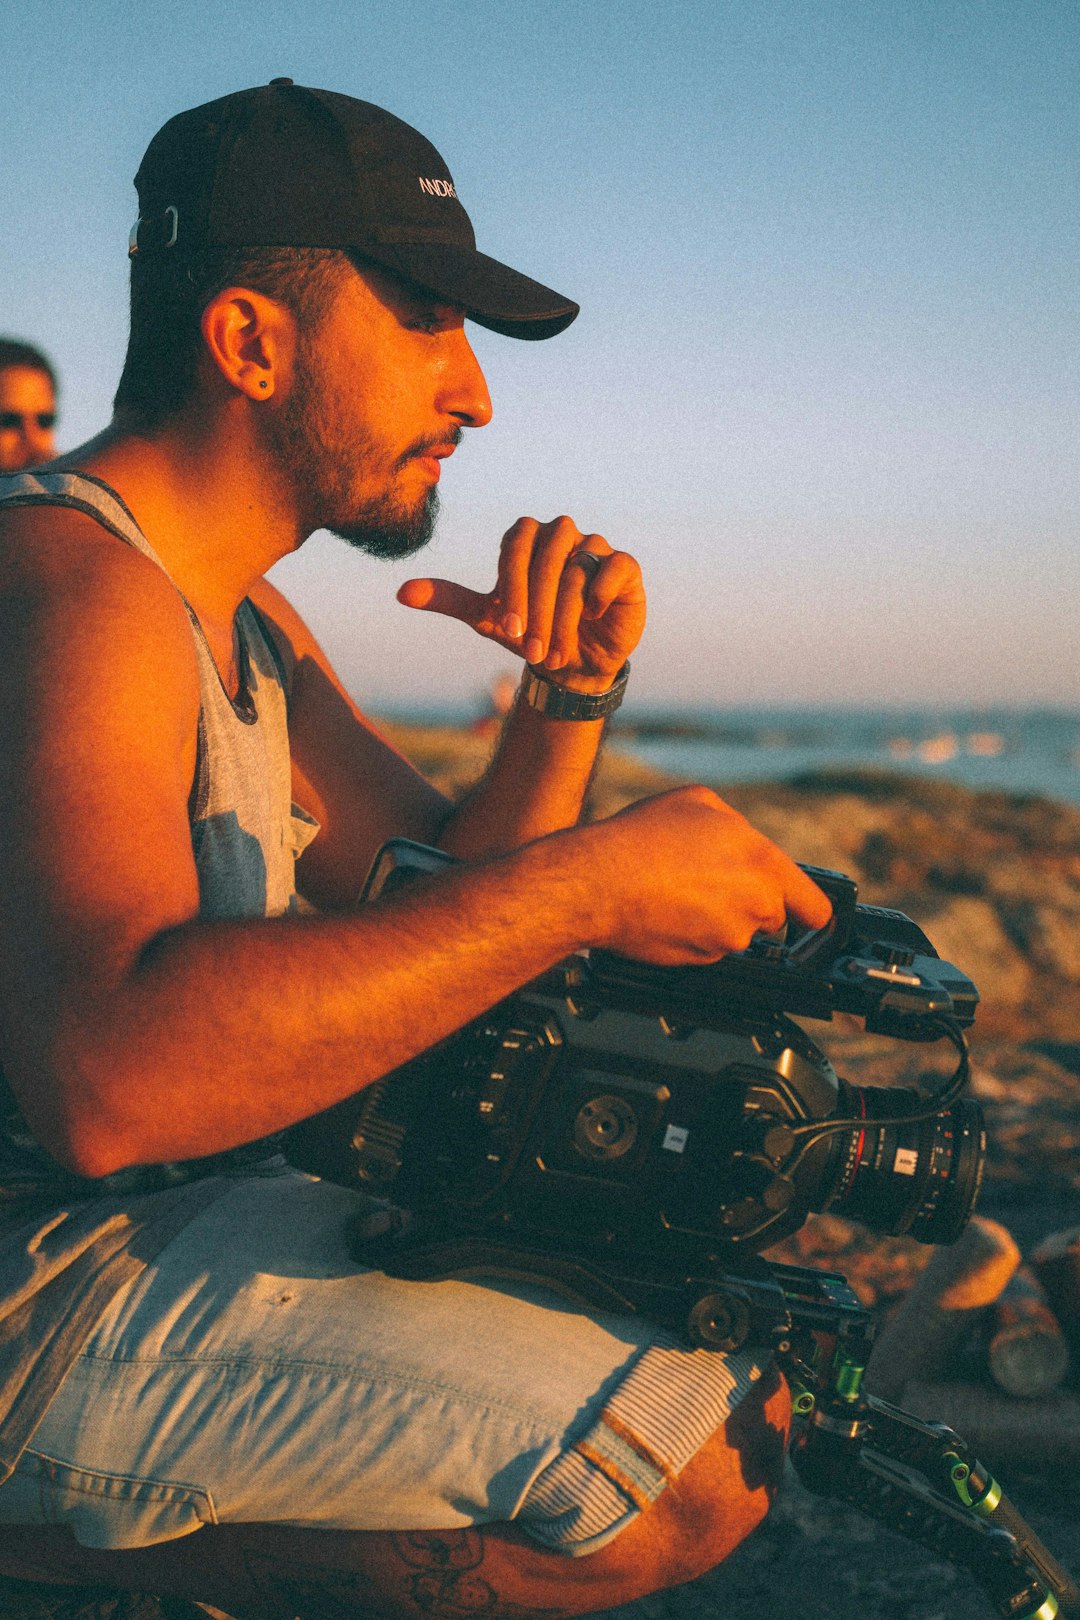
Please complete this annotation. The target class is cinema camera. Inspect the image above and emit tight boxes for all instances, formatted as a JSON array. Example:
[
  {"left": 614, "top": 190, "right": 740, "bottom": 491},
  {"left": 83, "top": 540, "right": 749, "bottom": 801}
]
[
  {"left": 289, "top": 839, "right": 985, "bottom": 1263},
  {"left": 288, "top": 841, "right": 1080, "bottom": 1619}
]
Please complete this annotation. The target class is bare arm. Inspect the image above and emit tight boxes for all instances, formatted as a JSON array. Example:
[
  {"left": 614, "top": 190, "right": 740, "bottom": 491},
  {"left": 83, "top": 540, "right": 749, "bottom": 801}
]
[
  {"left": 0, "top": 511, "right": 829, "bottom": 1179},
  {"left": 0, "top": 519, "right": 602, "bottom": 1174},
  {"left": 263, "top": 514, "right": 647, "bottom": 908},
  {"left": 398, "top": 514, "right": 647, "bottom": 857}
]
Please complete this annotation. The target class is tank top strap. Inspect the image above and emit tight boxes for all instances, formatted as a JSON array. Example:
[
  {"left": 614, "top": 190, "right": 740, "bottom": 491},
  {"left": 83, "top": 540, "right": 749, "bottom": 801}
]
[
  {"left": 0, "top": 470, "right": 170, "bottom": 571},
  {"left": 0, "top": 471, "right": 291, "bottom": 715}
]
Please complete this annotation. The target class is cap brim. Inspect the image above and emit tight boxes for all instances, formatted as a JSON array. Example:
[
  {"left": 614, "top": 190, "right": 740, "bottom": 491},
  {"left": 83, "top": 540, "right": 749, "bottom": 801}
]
[{"left": 350, "top": 242, "right": 579, "bottom": 340}]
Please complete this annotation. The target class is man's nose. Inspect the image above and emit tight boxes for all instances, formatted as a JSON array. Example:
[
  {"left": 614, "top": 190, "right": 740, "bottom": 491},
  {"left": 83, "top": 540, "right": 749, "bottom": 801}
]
[{"left": 440, "top": 331, "right": 493, "bottom": 429}]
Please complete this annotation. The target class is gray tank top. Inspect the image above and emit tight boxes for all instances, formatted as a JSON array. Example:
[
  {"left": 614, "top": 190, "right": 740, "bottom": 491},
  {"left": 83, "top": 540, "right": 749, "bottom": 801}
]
[{"left": 0, "top": 470, "right": 319, "bottom": 1478}]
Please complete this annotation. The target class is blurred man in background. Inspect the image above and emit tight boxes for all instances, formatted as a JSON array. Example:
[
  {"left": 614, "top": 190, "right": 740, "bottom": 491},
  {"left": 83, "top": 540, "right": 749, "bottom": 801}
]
[{"left": 0, "top": 338, "right": 58, "bottom": 472}]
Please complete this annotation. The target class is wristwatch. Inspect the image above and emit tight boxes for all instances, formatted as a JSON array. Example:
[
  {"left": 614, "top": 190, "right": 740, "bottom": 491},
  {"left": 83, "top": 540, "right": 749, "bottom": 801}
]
[{"left": 520, "top": 660, "right": 630, "bottom": 721}]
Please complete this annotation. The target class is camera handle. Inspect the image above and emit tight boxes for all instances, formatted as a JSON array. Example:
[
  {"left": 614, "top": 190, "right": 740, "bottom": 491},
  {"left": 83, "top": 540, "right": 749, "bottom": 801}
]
[{"left": 363, "top": 1226, "right": 1079, "bottom": 1619}]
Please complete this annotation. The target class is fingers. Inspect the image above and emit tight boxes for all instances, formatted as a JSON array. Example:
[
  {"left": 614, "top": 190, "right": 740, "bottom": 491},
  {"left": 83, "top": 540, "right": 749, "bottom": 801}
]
[
  {"left": 495, "top": 516, "right": 607, "bottom": 667},
  {"left": 401, "top": 516, "right": 644, "bottom": 677},
  {"left": 726, "top": 840, "right": 832, "bottom": 948},
  {"left": 547, "top": 549, "right": 639, "bottom": 670},
  {"left": 602, "top": 786, "right": 832, "bottom": 964},
  {"left": 783, "top": 864, "right": 834, "bottom": 932},
  {"left": 396, "top": 577, "right": 494, "bottom": 629},
  {"left": 397, "top": 521, "right": 599, "bottom": 650},
  {"left": 685, "top": 790, "right": 832, "bottom": 941}
]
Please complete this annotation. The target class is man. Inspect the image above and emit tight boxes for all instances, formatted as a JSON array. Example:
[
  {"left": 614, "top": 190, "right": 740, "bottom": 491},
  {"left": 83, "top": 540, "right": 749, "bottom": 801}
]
[
  {"left": 0, "top": 82, "right": 830, "bottom": 1618},
  {"left": 0, "top": 337, "right": 58, "bottom": 472}
]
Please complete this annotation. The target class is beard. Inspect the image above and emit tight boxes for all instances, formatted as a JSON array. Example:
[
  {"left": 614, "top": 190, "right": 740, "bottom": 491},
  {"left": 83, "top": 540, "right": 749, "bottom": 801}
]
[
  {"left": 328, "top": 484, "right": 440, "bottom": 560},
  {"left": 264, "top": 346, "right": 447, "bottom": 560}
]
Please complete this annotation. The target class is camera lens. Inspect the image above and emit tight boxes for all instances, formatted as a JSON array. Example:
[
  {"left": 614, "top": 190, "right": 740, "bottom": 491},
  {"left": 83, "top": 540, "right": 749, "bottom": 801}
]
[{"left": 823, "top": 1084, "right": 985, "bottom": 1245}]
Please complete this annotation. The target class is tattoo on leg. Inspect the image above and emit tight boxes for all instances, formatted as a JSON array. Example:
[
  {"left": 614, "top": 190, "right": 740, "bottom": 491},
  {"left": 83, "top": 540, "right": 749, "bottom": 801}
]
[
  {"left": 391, "top": 1530, "right": 562, "bottom": 1618},
  {"left": 244, "top": 1533, "right": 563, "bottom": 1620},
  {"left": 393, "top": 1530, "right": 485, "bottom": 1572}
]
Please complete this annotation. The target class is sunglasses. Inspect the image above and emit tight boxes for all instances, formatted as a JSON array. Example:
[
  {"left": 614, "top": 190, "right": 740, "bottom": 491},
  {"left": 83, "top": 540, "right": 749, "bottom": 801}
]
[{"left": 0, "top": 412, "right": 57, "bottom": 432}]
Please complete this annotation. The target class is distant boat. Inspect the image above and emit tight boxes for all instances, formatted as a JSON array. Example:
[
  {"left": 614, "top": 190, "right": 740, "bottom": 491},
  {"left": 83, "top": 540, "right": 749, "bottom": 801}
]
[
  {"left": 966, "top": 731, "right": 1005, "bottom": 757},
  {"left": 917, "top": 734, "right": 959, "bottom": 764}
]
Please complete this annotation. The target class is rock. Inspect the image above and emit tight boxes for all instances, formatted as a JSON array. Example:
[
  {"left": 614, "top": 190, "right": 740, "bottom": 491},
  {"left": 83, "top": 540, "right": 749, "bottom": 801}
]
[
  {"left": 862, "top": 1217, "right": 1020, "bottom": 1401},
  {"left": 914, "top": 895, "right": 1034, "bottom": 1014}
]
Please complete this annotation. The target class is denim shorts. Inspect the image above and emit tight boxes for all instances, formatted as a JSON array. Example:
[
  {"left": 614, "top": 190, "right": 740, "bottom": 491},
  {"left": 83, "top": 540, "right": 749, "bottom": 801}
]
[{"left": 0, "top": 1165, "right": 766, "bottom": 1553}]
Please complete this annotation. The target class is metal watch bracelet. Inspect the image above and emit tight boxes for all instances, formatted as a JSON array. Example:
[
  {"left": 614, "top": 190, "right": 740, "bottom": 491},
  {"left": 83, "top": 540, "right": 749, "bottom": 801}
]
[{"left": 519, "top": 660, "right": 630, "bottom": 721}]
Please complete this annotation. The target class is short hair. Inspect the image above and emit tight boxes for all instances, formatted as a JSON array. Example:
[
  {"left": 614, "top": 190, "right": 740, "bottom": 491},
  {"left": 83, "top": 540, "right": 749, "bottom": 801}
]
[
  {"left": 0, "top": 337, "right": 58, "bottom": 393},
  {"left": 112, "top": 246, "right": 348, "bottom": 429}
]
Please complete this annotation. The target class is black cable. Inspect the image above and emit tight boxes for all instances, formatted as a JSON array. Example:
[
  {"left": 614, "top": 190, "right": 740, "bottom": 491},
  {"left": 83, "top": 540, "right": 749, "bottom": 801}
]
[{"left": 786, "top": 1016, "right": 970, "bottom": 1152}]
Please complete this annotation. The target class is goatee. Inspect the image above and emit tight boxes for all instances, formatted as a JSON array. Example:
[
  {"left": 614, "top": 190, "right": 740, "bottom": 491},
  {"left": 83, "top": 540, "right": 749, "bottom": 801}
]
[{"left": 327, "top": 486, "right": 441, "bottom": 559}]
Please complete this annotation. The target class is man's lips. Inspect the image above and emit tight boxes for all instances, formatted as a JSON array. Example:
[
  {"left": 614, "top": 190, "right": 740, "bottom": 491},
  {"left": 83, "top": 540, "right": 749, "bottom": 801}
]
[
  {"left": 412, "top": 441, "right": 459, "bottom": 480},
  {"left": 400, "top": 426, "right": 463, "bottom": 471}
]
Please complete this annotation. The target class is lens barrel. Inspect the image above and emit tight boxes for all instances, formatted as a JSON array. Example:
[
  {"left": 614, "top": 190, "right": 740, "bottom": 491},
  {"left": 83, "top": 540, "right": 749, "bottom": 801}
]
[{"left": 824, "top": 1083, "right": 986, "bottom": 1245}]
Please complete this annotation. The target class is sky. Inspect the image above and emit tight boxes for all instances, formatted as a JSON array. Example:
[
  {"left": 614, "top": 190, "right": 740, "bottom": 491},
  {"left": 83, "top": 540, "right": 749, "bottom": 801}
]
[{"left": 4, "top": 0, "right": 1078, "bottom": 713}]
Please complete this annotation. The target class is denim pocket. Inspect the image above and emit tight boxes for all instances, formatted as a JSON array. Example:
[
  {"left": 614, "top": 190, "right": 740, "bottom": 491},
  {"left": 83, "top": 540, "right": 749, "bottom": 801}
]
[{"left": 1, "top": 1445, "right": 217, "bottom": 1548}]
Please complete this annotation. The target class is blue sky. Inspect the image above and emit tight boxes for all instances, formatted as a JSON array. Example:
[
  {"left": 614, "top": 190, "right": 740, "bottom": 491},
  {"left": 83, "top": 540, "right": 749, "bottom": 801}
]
[{"left": 4, "top": 0, "right": 1077, "bottom": 710}]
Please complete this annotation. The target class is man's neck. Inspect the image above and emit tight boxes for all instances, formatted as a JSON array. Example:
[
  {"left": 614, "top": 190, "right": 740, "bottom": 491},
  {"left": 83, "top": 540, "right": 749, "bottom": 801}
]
[{"left": 52, "top": 402, "right": 306, "bottom": 630}]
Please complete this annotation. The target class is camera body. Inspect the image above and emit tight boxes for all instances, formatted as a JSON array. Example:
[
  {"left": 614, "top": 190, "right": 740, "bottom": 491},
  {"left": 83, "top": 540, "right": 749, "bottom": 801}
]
[{"left": 286, "top": 841, "right": 984, "bottom": 1258}]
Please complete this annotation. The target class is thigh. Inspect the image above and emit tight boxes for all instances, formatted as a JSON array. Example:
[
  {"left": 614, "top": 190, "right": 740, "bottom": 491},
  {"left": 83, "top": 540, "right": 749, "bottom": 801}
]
[
  {"left": 0, "top": 1363, "right": 791, "bottom": 1620},
  {"left": 0, "top": 1169, "right": 654, "bottom": 1547},
  {"left": 0, "top": 1168, "right": 771, "bottom": 1558}
]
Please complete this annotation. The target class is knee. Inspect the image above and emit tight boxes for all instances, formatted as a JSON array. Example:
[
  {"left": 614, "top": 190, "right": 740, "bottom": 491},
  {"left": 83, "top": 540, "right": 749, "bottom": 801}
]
[
  {"left": 671, "top": 1360, "right": 790, "bottom": 1573},
  {"left": 586, "top": 1360, "right": 791, "bottom": 1601}
]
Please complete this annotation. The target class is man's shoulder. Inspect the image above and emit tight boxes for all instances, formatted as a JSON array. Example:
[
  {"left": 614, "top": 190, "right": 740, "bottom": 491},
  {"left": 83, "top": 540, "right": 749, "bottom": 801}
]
[
  {"left": 0, "top": 499, "right": 199, "bottom": 696},
  {"left": 0, "top": 495, "right": 178, "bottom": 603},
  {"left": 0, "top": 493, "right": 105, "bottom": 551}
]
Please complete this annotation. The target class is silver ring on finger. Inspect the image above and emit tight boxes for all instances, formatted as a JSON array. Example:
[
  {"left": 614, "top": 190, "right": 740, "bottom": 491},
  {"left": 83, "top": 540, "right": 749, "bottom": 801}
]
[{"left": 565, "top": 549, "right": 603, "bottom": 583}]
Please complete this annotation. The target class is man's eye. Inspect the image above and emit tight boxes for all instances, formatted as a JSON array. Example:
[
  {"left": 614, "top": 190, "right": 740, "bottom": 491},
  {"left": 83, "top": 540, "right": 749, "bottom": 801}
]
[{"left": 410, "top": 314, "right": 443, "bottom": 334}]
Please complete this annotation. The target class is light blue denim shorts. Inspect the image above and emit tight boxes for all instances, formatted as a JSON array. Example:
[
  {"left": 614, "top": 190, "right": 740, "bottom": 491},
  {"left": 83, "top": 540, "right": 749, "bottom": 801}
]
[{"left": 0, "top": 1165, "right": 766, "bottom": 1553}]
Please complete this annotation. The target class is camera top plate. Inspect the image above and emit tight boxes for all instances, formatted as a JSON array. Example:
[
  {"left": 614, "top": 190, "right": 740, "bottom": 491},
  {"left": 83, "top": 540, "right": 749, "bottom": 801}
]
[
  {"left": 578, "top": 864, "right": 977, "bottom": 1040},
  {"left": 361, "top": 843, "right": 978, "bottom": 1042}
]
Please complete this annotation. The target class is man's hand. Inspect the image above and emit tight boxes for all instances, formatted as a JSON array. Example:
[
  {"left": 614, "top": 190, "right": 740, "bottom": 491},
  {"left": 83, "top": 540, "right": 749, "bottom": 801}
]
[
  {"left": 397, "top": 515, "right": 646, "bottom": 693},
  {"left": 587, "top": 785, "right": 834, "bottom": 965}
]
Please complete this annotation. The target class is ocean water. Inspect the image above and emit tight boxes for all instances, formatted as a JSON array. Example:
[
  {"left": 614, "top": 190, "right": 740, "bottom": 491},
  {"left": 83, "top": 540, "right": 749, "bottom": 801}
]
[
  {"left": 612, "top": 706, "right": 1080, "bottom": 808},
  {"left": 384, "top": 702, "right": 1080, "bottom": 808}
]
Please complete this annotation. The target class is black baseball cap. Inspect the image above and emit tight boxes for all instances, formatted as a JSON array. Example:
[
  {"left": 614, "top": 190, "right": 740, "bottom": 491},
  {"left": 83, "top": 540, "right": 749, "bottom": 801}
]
[{"left": 129, "top": 78, "right": 579, "bottom": 341}]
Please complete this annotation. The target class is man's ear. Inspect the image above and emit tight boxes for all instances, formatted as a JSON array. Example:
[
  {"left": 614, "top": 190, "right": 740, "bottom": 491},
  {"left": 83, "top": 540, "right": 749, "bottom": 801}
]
[{"left": 200, "top": 288, "right": 295, "bottom": 402}]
